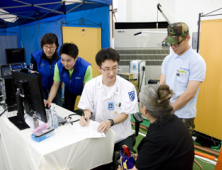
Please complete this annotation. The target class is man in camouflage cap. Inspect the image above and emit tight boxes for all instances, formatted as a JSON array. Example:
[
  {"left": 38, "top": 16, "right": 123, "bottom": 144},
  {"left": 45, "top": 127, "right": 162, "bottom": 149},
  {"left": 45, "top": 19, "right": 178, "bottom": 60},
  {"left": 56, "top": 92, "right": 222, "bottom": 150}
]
[
  {"left": 163, "top": 22, "right": 189, "bottom": 46},
  {"left": 159, "top": 22, "right": 206, "bottom": 136}
]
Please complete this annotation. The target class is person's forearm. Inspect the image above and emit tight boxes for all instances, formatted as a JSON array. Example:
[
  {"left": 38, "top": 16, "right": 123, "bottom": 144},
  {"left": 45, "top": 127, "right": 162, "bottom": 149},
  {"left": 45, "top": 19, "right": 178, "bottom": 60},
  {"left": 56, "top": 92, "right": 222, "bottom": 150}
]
[
  {"left": 130, "top": 166, "right": 138, "bottom": 170},
  {"left": 113, "top": 113, "right": 128, "bottom": 125},
  {"left": 31, "top": 70, "right": 37, "bottom": 73},
  {"left": 172, "top": 91, "right": 195, "bottom": 112},
  {"left": 159, "top": 73, "right": 166, "bottom": 85},
  {"left": 47, "top": 84, "right": 59, "bottom": 103}
]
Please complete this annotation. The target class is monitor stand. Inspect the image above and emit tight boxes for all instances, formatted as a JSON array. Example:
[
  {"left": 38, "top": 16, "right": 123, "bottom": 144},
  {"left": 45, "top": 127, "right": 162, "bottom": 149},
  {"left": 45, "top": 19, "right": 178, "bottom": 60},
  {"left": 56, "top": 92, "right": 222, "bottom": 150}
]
[
  {"left": 8, "top": 88, "right": 29, "bottom": 130},
  {"left": 8, "top": 116, "right": 29, "bottom": 130}
]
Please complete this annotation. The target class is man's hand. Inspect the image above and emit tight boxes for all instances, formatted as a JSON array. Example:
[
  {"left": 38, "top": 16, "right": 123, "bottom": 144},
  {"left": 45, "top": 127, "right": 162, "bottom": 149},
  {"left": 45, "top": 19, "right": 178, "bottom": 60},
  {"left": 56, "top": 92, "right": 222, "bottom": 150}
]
[
  {"left": 97, "top": 120, "right": 111, "bottom": 133},
  {"left": 79, "top": 110, "right": 91, "bottom": 126},
  {"left": 44, "top": 100, "right": 51, "bottom": 108},
  {"left": 79, "top": 115, "right": 89, "bottom": 126}
]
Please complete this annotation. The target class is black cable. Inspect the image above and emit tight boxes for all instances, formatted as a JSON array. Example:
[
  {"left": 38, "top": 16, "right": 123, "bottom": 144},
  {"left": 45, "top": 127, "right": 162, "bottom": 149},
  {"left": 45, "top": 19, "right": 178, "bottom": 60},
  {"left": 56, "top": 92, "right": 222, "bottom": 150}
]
[
  {"left": 0, "top": 106, "right": 7, "bottom": 117},
  {"left": 70, "top": 119, "right": 80, "bottom": 125},
  {"left": 65, "top": 113, "right": 79, "bottom": 125}
]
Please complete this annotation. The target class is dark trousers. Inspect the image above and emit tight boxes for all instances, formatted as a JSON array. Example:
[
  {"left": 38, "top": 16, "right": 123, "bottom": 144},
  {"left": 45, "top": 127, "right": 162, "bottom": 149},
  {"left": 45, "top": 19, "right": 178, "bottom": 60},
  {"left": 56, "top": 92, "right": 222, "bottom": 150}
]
[
  {"left": 43, "top": 84, "right": 62, "bottom": 106},
  {"left": 64, "top": 86, "right": 77, "bottom": 112},
  {"left": 114, "top": 134, "right": 135, "bottom": 153}
]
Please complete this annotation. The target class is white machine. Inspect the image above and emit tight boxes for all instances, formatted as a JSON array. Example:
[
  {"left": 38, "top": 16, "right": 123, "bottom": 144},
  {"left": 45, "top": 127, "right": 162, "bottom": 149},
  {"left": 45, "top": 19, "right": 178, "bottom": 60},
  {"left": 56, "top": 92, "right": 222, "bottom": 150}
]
[{"left": 129, "top": 60, "right": 146, "bottom": 91}]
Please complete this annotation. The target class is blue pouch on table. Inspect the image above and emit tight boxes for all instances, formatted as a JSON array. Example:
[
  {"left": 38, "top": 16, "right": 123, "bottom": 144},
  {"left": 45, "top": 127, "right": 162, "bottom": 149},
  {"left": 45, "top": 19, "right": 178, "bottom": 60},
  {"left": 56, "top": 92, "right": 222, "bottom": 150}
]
[{"left": 119, "top": 148, "right": 135, "bottom": 170}]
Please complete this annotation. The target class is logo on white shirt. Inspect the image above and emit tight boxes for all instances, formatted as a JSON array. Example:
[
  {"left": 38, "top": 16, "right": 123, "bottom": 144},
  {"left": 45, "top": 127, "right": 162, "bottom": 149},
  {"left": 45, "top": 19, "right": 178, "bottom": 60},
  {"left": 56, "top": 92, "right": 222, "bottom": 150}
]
[{"left": 128, "top": 91, "right": 135, "bottom": 101}]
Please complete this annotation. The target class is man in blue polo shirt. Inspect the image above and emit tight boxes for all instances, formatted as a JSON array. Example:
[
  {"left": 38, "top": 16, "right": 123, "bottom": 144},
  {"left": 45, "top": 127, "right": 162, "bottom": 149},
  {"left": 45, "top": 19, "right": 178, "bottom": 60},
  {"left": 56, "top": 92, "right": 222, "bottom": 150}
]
[
  {"left": 44, "top": 43, "right": 92, "bottom": 111},
  {"left": 159, "top": 22, "right": 206, "bottom": 135}
]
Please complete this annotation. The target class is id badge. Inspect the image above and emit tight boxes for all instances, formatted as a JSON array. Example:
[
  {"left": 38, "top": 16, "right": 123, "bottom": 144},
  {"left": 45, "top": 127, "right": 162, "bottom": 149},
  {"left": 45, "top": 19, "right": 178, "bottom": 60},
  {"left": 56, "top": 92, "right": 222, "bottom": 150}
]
[
  {"left": 108, "top": 102, "right": 114, "bottom": 110},
  {"left": 176, "top": 69, "right": 186, "bottom": 77}
]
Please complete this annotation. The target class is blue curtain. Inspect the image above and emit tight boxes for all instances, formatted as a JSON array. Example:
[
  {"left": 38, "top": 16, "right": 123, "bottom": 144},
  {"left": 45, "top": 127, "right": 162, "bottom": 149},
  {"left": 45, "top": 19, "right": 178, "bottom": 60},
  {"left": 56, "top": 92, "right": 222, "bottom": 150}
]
[
  {"left": 2, "top": 6, "right": 110, "bottom": 66},
  {"left": 0, "top": 35, "right": 18, "bottom": 65},
  {"left": 39, "top": 15, "right": 65, "bottom": 52},
  {"left": 6, "top": 26, "right": 21, "bottom": 48},
  {"left": 19, "top": 16, "right": 66, "bottom": 65},
  {"left": 20, "top": 24, "right": 40, "bottom": 65}
]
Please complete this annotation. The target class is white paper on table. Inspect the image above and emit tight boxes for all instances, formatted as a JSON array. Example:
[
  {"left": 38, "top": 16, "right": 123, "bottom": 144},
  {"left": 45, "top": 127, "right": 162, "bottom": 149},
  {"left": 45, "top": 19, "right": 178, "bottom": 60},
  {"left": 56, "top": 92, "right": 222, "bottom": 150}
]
[{"left": 73, "top": 121, "right": 106, "bottom": 139}]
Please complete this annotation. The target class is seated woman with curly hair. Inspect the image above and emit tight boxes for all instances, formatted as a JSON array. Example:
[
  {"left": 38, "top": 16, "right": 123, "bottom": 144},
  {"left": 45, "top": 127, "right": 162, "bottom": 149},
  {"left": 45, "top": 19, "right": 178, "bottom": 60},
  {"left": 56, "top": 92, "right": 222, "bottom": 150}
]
[{"left": 118, "top": 84, "right": 194, "bottom": 170}]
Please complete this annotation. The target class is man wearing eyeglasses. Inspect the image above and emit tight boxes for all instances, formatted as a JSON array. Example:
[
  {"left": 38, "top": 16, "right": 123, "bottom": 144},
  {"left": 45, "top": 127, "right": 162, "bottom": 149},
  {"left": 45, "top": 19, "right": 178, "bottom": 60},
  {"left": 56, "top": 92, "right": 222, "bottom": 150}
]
[
  {"left": 31, "top": 33, "right": 62, "bottom": 106},
  {"left": 78, "top": 48, "right": 138, "bottom": 153},
  {"left": 159, "top": 22, "right": 206, "bottom": 135},
  {"left": 44, "top": 43, "right": 92, "bottom": 112}
]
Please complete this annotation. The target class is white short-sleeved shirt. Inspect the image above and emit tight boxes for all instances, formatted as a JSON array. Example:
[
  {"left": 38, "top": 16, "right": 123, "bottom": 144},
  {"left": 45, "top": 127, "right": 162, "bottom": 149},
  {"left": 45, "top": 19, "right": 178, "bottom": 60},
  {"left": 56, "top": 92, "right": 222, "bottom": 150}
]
[
  {"left": 78, "top": 75, "right": 139, "bottom": 143},
  {"left": 161, "top": 47, "right": 206, "bottom": 118}
]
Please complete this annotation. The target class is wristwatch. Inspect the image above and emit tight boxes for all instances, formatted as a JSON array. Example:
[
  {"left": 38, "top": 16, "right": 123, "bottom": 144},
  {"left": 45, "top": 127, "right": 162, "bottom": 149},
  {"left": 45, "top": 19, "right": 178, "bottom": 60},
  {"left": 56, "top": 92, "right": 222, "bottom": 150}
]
[{"left": 108, "top": 119, "right": 114, "bottom": 126}]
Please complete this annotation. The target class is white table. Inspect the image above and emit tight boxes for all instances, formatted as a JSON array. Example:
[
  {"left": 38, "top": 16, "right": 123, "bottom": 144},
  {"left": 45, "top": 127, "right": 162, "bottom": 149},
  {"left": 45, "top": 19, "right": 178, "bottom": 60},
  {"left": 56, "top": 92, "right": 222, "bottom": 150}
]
[{"left": 0, "top": 105, "right": 115, "bottom": 170}]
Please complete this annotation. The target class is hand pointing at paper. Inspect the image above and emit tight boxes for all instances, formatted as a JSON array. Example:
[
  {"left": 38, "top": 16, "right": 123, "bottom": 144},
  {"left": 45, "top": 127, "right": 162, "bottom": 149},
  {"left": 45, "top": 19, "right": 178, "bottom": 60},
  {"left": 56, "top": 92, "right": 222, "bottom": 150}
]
[{"left": 97, "top": 120, "right": 112, "bottom": 133}]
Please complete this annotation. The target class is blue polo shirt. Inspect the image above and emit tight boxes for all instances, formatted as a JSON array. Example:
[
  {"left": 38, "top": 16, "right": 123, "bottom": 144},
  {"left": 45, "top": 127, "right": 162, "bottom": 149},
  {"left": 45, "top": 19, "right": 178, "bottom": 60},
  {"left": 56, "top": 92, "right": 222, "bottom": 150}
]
[{"left": 161, "top": 47, "right": 206, "bottom": 118}]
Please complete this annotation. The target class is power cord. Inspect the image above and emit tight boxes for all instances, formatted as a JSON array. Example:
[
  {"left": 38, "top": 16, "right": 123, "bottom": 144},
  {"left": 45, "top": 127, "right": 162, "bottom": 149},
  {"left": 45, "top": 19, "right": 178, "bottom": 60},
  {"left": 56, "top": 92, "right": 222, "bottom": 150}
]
[
  {"left": 0, "top": 103, "right": 7, "bottom": 117},
  {"left": 64, "top": 113, "right": 80, "bottom": 125}
]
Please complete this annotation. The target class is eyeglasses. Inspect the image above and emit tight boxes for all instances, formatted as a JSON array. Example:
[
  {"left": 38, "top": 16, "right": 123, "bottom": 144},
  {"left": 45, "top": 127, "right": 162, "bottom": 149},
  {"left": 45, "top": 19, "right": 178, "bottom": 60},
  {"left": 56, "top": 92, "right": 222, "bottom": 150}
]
[
  {"left": 170, "top": 36, "right": 187, "bottom": 48},
  {"left": 43, "top": 45, "right": 56, "bottom": 50},
  {"left": 100, "top": 66, "right": 118, "bottom": 73}
]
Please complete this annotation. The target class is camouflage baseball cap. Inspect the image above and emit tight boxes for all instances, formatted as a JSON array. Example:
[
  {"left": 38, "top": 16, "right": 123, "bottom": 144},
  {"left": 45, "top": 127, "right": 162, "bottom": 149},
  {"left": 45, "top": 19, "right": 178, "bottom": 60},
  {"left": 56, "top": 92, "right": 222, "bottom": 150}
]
[{"left": 163, "top": 22, "right": 189, "bottom": 45}]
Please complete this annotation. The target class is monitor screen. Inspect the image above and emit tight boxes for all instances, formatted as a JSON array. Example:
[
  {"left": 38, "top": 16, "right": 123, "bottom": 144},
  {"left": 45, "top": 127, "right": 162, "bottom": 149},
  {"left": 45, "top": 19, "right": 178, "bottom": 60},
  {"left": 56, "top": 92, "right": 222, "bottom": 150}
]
[
  {"left": 9, "top": 71, "right": 47, "bottom": 130},
  {"left": 10, "top": 63, "right": 23, "bottom": 70},
  {"left": 5, "top": 48, "right": 25, "bottom": 64}
]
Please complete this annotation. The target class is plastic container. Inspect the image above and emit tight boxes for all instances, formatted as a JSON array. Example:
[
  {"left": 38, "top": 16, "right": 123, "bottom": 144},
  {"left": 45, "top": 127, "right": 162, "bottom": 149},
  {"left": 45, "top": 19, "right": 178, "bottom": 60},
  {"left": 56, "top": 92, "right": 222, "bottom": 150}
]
[
  {"left": 33, "top": 113, "right": 39, "bottom": 129},
  {"left": 46, "top": 108, "right": 52, "bottom": 127},
  {"left": 23, "top": 62, "right": 27, "bottom": 68},
  {"left": 51, "top": 107, "right": 58, "bottom": 129}
]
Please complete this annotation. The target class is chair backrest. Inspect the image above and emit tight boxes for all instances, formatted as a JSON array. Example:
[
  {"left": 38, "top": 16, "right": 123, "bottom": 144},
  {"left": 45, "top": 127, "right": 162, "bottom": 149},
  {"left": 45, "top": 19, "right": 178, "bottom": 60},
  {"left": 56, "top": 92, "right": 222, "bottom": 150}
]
[
  {"left": 133, "top": 113, "right": 143, "bottom": 137},
  {"left": 148, "top": 79, "right": 159, "bottom": 84}
]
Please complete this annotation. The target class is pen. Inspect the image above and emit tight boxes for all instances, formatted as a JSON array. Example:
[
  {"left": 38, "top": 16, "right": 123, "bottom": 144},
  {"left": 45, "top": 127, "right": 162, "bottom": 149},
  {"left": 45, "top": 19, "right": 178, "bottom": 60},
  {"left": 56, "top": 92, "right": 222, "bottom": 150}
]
[{"left": 81, "top": 110, "right": 88, "bottom": 123}]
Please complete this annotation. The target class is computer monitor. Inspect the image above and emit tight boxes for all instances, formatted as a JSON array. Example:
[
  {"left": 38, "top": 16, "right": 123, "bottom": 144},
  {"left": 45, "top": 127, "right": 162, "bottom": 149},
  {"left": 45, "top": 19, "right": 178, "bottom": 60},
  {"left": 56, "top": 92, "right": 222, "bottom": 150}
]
[
  {"left": 9, "top": 71, "right": 47, "bottom": 130},
  {"left": 5, "top": 48, "right": 25, "bottom": 64}
]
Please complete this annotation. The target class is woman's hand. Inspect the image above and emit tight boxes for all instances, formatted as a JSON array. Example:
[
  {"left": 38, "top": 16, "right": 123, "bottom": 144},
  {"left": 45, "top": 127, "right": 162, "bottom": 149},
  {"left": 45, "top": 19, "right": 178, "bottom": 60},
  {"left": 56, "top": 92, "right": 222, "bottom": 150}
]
[
  {"left": 134, "top": 154, "right": 138, "bottom": 160},
  {"left": 117, "top": 165, "right": 123, "bottom": 170}
]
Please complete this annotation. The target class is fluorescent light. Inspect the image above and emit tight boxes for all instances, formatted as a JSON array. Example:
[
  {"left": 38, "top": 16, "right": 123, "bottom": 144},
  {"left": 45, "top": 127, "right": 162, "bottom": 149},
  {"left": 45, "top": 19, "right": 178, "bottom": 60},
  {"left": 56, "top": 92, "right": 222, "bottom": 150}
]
[
  {"left": 0, "top": 9, "right": 17, "bottom": 23},
  {"left": 62, "top": 0, "right": 83, "bottom": 5}
]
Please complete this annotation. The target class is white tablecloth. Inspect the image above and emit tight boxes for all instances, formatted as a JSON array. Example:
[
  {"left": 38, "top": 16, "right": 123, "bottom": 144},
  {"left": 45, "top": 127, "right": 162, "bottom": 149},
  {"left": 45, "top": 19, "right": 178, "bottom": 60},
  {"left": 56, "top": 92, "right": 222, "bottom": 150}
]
[{"left": 0, "top": 105, "right": 115, "bottom": 170}]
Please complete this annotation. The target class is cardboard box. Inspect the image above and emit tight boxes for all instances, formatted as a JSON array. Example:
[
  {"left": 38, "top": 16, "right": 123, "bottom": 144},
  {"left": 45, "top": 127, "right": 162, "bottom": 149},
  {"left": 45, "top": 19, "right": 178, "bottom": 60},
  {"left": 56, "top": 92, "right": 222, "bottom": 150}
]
[
  {"left": 119, "top": 73, "right": 138, "bottom": 92},
  {"left": 119, "top": 73, "right": 134, "bottom": 80},
  {"left": 130, "top": 79, "right": 138, "bottom": 93}
]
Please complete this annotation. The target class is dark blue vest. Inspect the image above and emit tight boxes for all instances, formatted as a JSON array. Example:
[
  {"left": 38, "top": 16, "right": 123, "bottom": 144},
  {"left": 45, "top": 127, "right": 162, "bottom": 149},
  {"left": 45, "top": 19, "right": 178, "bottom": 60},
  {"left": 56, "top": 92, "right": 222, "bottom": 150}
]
[
  {"left": 57, "top": 57, "right": 90, "bottom": 95},
  {"left": 32, "top": 50, "right": 60, "bottom": 90}
]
